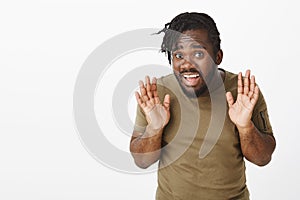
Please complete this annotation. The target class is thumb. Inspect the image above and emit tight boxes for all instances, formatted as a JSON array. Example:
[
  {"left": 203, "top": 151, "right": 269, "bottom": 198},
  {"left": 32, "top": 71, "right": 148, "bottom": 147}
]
[{"left": 163, "top": 94, "right": 170, "bottom": 110}]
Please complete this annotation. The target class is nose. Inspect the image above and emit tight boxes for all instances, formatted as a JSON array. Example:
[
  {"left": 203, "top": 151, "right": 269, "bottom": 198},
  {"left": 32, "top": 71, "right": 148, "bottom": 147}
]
[{"left": 180, "top": 57, "right": 195, "bottom": 70}]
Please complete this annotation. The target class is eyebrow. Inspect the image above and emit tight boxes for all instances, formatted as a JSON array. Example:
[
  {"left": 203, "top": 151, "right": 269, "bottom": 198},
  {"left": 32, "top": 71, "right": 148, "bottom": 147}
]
[
  {"left": 191, "top": 44, "right": 206, "bottom": 49},
  {"left": 172, "top": 43, "right": 206, "bottom": 51}
]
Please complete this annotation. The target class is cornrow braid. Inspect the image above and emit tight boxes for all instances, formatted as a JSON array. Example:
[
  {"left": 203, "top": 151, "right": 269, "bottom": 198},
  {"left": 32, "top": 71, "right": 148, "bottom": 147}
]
[{"left": 157, "top": 12, "right": 221, "bottom": 65}]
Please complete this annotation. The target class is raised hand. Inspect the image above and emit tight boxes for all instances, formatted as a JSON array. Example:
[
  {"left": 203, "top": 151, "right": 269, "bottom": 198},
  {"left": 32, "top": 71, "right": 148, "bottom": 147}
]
[
  {"left": 226, "top": 70, "right": 259, "bottom": 128},
  {"left": 135, "top": 76, "right": 170, "bottom": 131}
]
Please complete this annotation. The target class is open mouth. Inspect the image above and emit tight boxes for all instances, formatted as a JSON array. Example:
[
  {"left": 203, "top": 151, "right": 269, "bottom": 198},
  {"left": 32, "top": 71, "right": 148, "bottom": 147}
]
[
  {"left": 180, "top": 72, "right": 201, "bottom": 86},
  {"left": 182, "top": 73, "right": 200, "bottom": 79}
]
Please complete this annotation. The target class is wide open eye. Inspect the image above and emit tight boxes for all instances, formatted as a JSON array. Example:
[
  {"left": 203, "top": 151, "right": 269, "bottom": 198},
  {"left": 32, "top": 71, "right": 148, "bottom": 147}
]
[
  {"left": 174, "top": 53, "right": 183, "bottom": 59},
  {"left": 194, "top": 52, "right": 204, "bottom": 58}
]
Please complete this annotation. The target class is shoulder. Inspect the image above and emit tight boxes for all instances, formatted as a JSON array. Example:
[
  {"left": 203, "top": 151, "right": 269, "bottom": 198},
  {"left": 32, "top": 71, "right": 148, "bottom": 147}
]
[
  {"left": 156, "top": 73, "right": 177, "bottom": 95},
  {"left": 156, "top": 73, "right": 181, "bottom": 102},
  {"left": 157, "top": 74, "right": 176, "bottom": 86},
  {"left": 222, "top": 69, "right": 238, "bottom": 100},
  {"left": 223, "top": 69, "right": 238, "bottom": 90}
]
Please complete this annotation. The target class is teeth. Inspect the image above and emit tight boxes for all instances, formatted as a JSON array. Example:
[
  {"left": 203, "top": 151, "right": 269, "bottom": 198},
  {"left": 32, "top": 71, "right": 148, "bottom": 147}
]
[{"left": 183, "top": 74, "right": 199, "bottom": 78}]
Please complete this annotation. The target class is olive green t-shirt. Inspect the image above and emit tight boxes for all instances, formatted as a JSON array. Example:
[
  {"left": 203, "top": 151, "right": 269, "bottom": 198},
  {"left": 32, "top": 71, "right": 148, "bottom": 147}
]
[{"left": 134, "top": 69, "right": 273, "bottom": 200}]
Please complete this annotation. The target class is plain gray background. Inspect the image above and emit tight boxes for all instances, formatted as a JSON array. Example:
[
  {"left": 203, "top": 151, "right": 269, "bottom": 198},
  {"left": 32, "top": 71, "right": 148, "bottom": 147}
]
[{"left": 1, "top": 0, "right": 299, "bottom": 199}]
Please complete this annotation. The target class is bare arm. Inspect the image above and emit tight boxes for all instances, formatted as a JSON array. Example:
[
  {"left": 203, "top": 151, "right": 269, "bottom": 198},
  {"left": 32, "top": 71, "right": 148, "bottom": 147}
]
[
  {"left": 226, "top": 70, "right": 276, "bottom": 166},
  {"left": 130, "top": 76, "right": 170, "bottom": 169},
  {"left": 237, "top": 122, "right": 276, "bottom": 166},
  {"left": 130, "top": 129, "right": 163, "bottom": 169}
]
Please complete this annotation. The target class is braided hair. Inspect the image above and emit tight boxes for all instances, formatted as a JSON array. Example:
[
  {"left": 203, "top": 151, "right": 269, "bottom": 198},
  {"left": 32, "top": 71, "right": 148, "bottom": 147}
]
[{"left": 157, "top": 12, "right": 221, "bottom": 65}]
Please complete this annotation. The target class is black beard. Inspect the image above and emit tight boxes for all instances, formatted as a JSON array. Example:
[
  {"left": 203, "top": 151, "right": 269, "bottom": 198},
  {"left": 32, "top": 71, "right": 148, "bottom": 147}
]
[{"left": 174, "top": 67, "right": 216, "bottom": 98}]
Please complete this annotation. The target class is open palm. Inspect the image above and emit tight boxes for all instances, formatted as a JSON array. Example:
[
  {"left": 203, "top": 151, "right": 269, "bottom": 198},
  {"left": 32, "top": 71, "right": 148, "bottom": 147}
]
[
  {"left": 226, "top": 70, "right": 259, "bottom": 128},
  {"left": 135, "top": 76, "right": 170, "bottom": 130}
]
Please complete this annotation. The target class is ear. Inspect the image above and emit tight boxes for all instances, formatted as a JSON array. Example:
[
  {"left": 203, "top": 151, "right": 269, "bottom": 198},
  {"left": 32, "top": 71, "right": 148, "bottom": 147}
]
[{"left": 215, "top": 49, "right": 223, "bottom": 65}]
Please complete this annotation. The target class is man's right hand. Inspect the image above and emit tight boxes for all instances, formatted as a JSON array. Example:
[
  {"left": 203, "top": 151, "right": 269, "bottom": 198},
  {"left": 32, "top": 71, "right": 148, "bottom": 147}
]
[{"left": 135, "top": 76, "right": 170, "bottom": 134}]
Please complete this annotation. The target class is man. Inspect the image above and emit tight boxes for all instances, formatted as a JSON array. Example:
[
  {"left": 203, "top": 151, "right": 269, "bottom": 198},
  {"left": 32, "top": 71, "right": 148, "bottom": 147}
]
[{"left": 130, "top": 12, "right": 276, "bottom": 199}]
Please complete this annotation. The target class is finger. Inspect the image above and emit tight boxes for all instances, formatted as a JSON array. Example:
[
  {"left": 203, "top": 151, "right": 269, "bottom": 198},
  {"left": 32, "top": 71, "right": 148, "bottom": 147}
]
[
  {"left": 150, "top": 77, "right": 157, "bottom": 94},
  {"left": 145, "top": 76, "right": 153, "bottom": 99},
  {"left": 243, "top": 69, "right": 250, "bottom": 95},
  {"left": 139, "top": 80, "right": 146, "bottom": 96},
  {"left": 248, "top": 75, "right": 255, "bottom": 98},
  {"left": 135, "top": 92, "right": 146, "bottom": 109},
  {"left": 151, "top": 77, "right": 160, "bottom": 104},
  {"left": 237, "top": 72, "right": 243, "bottom": 94},
  {"left": 250, "top": 85, "right": 260, "bottom": 105},
  {"left": 226, "top": 92, "right": 234, "bottom": 107},
  {"left": 146, "top": 76, "right": 156, "bottom": 104},
  {"left": 139, "top": 80, "right": 148, "bottom": 102},
  {"left": 163, "top": 94, "right": 170, "bottom": 110}
]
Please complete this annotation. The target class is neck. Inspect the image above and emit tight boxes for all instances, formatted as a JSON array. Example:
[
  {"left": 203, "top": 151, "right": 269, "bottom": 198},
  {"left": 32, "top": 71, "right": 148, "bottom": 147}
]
[{"left": 199, "top": 68, "right": 225, "bottom": 97}]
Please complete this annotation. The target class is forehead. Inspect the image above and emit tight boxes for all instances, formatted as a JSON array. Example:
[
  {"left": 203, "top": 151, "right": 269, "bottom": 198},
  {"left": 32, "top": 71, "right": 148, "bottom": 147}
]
[{"left": 176, "top": 29, "right": 210, "bottom": 47}]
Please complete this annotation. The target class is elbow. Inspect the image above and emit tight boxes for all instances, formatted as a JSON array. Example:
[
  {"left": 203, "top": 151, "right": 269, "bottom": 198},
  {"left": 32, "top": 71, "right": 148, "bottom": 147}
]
[
  {"left": 131, "top": 153, "right": 155, "bottom": 169},
  {"left": 134, "top": 159, "right": 152, "bottom": 169},
  {"left": 252, "top": 154, "right": 272, "bottom": 167},
  {"left": 244, "top": 150, "right": 274, "bottom": 167},
  {"left": 130, "top": 151, "right": 158, "bottom": 169},
  {"left": 130, "top": 152, "right": 158, "bottom": 169},
  {"left": 256, "top": 157, "right": 271, "bottom": 167},
  {"left": 256, "top": 138, "right": 276, "bottom": 167}
]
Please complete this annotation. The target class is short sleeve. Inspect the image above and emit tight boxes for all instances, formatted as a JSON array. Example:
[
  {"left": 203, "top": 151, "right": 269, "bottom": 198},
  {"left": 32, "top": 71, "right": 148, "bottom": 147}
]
[{"left": 251, "top": 90, "right": 273, "bottom": 135}]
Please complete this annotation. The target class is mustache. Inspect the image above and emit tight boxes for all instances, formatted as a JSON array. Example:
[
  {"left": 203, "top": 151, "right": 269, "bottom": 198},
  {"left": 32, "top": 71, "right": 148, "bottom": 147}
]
[{"left": 179, "top": 68, "right": 203, "bottom": 76}]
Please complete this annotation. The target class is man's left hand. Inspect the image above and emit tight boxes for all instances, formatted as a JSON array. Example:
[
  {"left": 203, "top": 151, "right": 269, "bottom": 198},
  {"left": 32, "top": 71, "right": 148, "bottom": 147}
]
[{"left": 226, "top": 69, "right": 259, "bottom": 129}]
